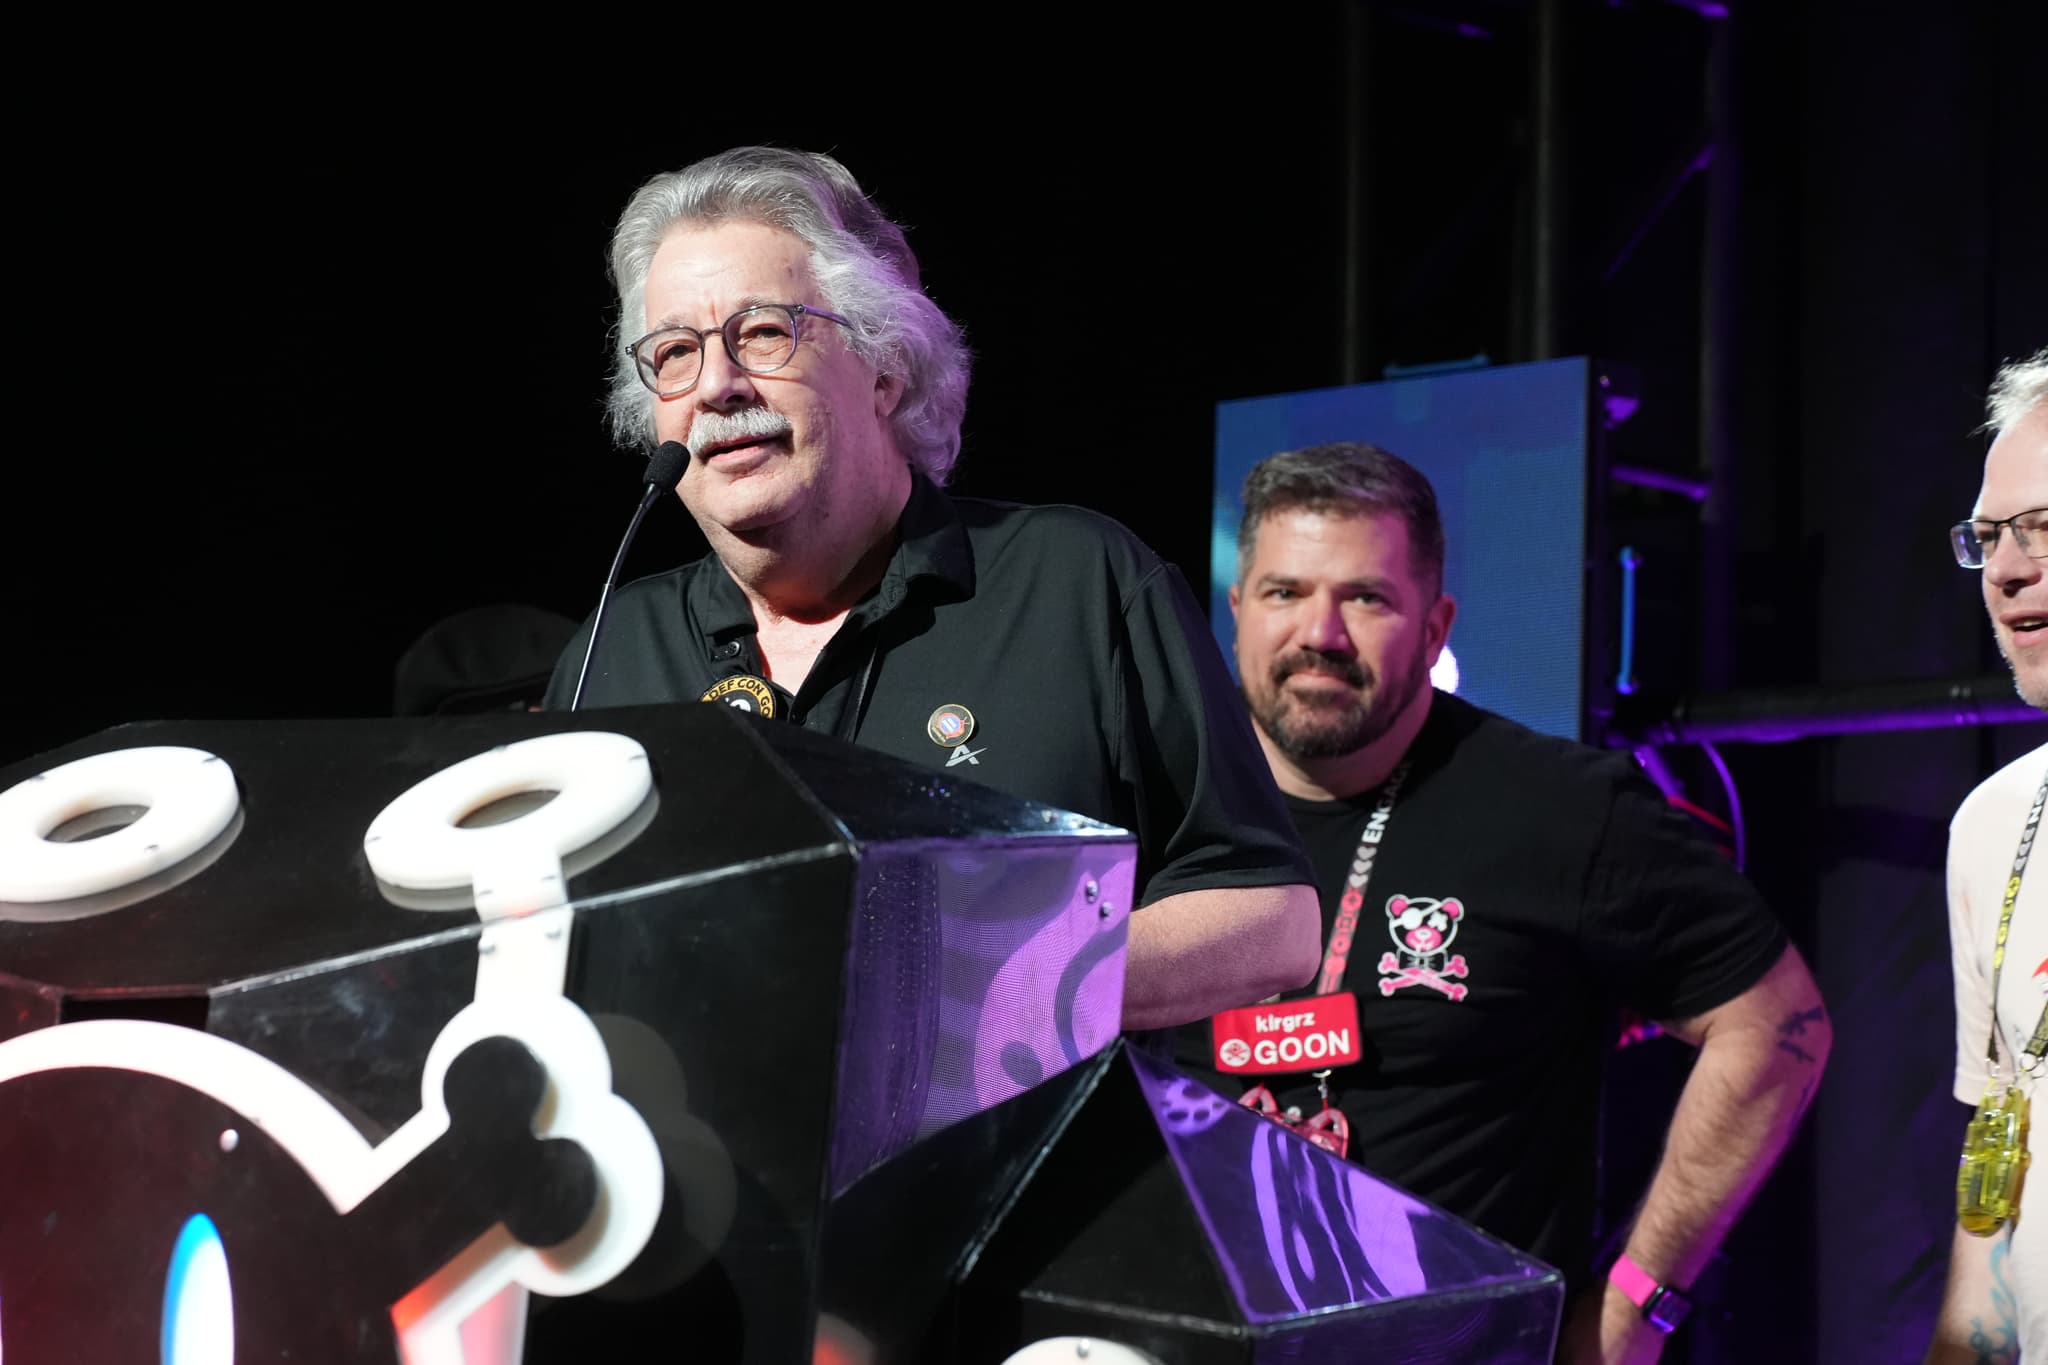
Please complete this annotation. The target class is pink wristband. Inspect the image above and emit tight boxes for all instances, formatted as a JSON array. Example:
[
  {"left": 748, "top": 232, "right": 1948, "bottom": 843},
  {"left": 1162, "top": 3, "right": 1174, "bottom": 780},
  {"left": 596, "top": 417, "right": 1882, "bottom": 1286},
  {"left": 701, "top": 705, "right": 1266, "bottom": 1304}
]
[
  {"left": 1607, "top": 1251, "right": 1659, "bottom": 1308},
  {"left": 1607, "top": 1252, "right": 1693, "bottom": 1333}
]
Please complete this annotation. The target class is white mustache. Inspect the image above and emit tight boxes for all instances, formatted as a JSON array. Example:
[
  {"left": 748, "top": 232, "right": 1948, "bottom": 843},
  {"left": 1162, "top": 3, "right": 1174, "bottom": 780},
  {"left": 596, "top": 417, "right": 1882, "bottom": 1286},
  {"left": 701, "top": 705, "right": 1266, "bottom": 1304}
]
[{"left": 688, "top": 407, "right": 793, "bottom": 457}]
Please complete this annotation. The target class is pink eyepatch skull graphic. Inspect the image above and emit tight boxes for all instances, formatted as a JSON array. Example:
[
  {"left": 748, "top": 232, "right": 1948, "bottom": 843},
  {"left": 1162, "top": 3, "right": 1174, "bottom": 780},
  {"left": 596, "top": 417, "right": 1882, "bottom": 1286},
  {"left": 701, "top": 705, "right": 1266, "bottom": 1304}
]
[{"left": 1377, "top": 894, "right": 1470, "bottom": 1002}]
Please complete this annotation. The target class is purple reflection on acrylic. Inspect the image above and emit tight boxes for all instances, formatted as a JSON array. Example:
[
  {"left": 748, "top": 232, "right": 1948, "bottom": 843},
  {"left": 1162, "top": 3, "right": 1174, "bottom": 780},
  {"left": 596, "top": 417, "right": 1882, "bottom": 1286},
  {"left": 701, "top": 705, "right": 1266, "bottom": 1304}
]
[
  {"left": 829, "top": 840, "right": 1134, "bottom": 1194},
  {"left": 1249, "top": 1106, "right": 1430, "bottom": 1311},
  {"left": 1128, "top": 1048, "right": 1552, "bottom": 1325},
  {"left": 965, "top": 872, "right": 1128, "bottom": 1112}
]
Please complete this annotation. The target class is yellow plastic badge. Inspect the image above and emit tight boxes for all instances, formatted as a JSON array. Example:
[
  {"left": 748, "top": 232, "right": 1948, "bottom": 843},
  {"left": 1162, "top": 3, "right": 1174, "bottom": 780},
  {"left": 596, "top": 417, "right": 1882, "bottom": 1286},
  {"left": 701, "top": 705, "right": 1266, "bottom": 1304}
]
[
  {"left": 701, "top": 675, "right": 776, "bottom": 719},
  {"left": 1958, "top": 1082, "right": 2031, "bottom": 1236}
]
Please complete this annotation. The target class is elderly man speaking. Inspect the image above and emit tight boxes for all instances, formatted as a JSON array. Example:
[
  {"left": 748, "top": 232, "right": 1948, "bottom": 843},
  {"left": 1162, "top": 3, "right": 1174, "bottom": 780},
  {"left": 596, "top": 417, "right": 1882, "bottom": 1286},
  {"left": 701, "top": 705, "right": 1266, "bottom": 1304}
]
[{"left": 547, "top": 146, "right": 1318, "bottom": 1030}]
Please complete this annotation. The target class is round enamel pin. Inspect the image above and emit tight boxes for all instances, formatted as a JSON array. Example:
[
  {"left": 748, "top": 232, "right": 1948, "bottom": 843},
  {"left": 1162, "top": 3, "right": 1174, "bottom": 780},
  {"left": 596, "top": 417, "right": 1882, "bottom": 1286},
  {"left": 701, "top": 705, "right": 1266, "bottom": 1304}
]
[
  {"left": 926, "top": 703, "right": 976, "bottom": 748},
  {"left": 702, "top": 675, "right": 776, "bottom": 718}
]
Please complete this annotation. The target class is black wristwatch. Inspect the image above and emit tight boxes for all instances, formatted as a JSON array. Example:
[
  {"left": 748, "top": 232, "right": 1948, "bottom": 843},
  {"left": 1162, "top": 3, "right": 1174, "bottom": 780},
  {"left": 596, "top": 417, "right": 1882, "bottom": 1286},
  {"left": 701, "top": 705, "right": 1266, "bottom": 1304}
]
[{"left": 1609, "top": 1252, "right": 1694, "bottom": 1332}]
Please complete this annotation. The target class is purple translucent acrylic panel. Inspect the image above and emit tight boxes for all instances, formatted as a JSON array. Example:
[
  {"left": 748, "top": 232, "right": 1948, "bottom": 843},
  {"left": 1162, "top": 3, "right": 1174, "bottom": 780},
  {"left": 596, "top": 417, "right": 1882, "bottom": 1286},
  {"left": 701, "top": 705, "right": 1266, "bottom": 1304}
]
[
  {"left": 830, "top": 839, "right": 1134, "bottom": 1194},
  {"left": 1127, "top": 1049, "right": 1561, "bottom": 1341}
]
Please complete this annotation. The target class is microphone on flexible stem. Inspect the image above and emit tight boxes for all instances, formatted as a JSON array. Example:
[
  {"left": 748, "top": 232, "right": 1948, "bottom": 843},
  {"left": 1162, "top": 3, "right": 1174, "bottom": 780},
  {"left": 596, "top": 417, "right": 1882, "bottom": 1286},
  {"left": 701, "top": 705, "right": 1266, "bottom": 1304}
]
[{"left": 568, "top": 441, "right": 691, "bottom": 711}]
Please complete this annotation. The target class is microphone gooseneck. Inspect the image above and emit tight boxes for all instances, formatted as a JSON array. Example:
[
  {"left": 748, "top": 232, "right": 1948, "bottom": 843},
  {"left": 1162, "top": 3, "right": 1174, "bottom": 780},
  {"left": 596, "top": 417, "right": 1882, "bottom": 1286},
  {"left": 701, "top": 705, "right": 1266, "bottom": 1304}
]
[{"left": 567, "top": 442, "right": 690, "bottom": 711}]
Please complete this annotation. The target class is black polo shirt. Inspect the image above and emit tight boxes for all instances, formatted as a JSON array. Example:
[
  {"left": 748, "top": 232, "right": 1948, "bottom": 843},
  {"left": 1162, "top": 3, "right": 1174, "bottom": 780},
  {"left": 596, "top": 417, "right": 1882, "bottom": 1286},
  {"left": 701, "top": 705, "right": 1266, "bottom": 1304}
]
[{"left": 544, "top": 476, "right": 1313, "bottom": 906}]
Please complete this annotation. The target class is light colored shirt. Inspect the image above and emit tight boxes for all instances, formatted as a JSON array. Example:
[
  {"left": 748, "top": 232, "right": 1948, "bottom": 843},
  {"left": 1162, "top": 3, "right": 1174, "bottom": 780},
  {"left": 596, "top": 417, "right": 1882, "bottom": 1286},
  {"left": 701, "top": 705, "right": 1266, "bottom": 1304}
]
[{"left": 1949, "top": 740, "right": 2048, "bottom": 1354}]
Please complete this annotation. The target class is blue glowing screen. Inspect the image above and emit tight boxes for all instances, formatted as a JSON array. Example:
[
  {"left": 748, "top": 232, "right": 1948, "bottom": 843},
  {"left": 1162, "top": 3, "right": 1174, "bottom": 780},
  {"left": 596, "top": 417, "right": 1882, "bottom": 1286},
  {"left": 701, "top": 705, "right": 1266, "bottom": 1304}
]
[{"left": 1211, "top": 357, "right": 1592, "bottom": 741}]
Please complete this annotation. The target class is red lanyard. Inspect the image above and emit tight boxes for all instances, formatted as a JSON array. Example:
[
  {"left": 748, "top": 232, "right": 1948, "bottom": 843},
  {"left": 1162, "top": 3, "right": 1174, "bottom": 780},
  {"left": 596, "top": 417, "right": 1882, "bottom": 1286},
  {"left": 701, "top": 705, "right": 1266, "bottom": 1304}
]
[
  {"left": 1313, "top": 759, "right": 1410, "bottom": 995},
  {"left": 1218, "top": 759, "right": 1415, "bottom": 1158}
]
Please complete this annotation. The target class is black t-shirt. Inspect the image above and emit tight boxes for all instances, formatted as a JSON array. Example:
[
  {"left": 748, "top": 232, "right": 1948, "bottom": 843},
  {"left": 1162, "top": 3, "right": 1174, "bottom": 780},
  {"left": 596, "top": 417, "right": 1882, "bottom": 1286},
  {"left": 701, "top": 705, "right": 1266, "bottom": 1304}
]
[
  {"left": 544, "top": 475, "right": 1313, "bottom": 906},
  {"left": 1178, "top": 690, "right": 1787, "bottom": 1287}
]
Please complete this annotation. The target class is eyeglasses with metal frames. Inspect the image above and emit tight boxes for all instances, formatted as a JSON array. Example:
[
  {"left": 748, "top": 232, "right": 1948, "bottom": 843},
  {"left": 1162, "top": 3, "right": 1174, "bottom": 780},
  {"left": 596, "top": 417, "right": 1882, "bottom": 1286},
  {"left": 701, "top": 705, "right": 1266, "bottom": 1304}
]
[
  {"left": 626, "top": 303, "right": 854, "bottom": 397},
  {"left": 1950, "top": 507, "right": 2048, "bottom": 568}
]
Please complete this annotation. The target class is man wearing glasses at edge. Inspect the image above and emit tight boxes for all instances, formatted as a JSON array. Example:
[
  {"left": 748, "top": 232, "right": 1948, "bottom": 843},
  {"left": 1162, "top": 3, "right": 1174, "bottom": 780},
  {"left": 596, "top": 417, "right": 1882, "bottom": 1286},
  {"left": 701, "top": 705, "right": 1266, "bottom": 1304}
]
[
  {"left": 1928, "top": 347, "right": 2048, "bottom": 1364},
  {"left": 545, "top": 145, "right": 1322, "bottom": 1033}
]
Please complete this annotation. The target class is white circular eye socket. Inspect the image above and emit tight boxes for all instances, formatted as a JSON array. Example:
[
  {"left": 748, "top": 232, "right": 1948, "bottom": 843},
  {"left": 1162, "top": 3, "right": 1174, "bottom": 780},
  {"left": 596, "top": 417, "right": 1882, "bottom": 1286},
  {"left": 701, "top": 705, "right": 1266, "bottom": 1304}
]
[
  {"left": 161, "top": 1212, "right": 234, "bottom": 1365},
  {"left": 363, "top": 731, "right": 653, "bottom": 892},
  {"left": 0, "top": 746, "right": 239, "bottom": 903},
  {"left": 999, "top": 1340, "right": 1160, "bottom": 1365}
]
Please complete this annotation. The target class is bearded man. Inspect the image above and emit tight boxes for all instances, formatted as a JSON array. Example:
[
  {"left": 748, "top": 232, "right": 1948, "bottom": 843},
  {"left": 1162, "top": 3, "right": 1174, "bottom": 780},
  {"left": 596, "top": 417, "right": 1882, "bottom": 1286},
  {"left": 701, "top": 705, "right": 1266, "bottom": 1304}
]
[{"left": 1194, "top": 442, "right": 1829, "bottom": 1365}]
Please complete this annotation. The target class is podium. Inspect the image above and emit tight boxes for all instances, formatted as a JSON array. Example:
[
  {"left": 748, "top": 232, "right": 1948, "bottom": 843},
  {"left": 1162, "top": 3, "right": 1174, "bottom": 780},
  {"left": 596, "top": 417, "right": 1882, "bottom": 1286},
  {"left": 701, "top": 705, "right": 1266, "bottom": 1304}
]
[{"left": 0, "top": 705, "right": 1562, "bottom": 1362}]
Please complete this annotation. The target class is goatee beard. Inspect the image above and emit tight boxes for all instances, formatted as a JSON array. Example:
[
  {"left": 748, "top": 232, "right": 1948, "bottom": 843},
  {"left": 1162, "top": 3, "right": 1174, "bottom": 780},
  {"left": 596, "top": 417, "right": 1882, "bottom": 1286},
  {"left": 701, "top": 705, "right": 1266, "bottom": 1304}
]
[{"left": 1249, "top": 646, "right": 1431, "bottom": 765}]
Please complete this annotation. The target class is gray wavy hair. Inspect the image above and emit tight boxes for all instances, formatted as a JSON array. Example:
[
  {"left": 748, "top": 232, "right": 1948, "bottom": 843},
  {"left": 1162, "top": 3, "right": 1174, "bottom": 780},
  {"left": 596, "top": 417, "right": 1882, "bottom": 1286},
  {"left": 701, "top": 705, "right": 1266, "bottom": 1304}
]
[
  {"left": 605, "top": 146, "right": 972, "bottom": 484},
  {"left": 1987, "top": 347, "right": 2048, "bottom": 435}
]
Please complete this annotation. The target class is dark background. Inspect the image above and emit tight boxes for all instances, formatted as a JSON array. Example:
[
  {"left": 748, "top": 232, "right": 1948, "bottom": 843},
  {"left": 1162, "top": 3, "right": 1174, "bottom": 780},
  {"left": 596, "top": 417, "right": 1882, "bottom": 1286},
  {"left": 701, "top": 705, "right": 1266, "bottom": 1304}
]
[{"left": 4, "top": 3, "right": 2045, "bottom": 1359}]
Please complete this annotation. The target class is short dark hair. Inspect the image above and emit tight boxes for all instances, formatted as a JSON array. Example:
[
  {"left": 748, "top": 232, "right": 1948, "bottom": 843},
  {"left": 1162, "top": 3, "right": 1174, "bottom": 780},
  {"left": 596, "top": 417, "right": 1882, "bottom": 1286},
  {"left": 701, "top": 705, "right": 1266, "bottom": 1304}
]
[{"left": 1236, "top": 442, "right": 1445, "bottom": 593}]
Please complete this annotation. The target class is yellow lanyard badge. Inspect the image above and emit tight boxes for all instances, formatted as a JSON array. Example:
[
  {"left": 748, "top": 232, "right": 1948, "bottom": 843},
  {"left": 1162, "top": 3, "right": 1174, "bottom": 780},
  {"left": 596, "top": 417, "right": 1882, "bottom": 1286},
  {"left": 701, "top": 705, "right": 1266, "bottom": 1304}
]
[{"left": 1958, "top": 770, "right": 2048, "bottom": 1237}]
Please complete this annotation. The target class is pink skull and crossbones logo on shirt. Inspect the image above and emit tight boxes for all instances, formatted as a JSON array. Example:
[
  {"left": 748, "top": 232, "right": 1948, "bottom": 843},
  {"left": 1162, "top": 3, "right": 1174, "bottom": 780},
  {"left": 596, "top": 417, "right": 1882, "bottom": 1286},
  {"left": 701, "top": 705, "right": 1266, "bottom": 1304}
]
[{"left": 1377, "top": 893, "right": 1470, "bottom": 1001}]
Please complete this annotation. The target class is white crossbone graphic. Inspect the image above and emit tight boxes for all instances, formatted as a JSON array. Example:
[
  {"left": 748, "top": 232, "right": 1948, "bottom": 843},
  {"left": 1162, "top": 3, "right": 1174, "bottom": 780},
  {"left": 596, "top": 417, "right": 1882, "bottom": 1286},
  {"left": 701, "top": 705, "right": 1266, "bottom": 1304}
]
[{"left": 1377, "top": 952, "right": 1469, "bottom": 1000}]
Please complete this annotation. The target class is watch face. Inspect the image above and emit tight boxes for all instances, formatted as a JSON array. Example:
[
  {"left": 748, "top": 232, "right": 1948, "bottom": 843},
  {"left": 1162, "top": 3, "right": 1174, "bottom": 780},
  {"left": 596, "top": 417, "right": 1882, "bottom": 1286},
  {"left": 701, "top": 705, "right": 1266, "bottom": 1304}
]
[{"left": 1645, "top": 1285, "right": 1693, "bottom": 1332}]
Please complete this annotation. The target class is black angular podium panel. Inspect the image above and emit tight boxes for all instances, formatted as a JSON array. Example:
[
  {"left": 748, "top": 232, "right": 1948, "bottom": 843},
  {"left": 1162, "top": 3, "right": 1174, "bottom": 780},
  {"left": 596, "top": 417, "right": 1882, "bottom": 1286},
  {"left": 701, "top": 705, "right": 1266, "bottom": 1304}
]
[
  {"left": 945, "top": 1044, "right": 1564, "bottom": 1363},
  {"left": 0, "top": 705, "right": 1134, "bottom": 1363},
  {"left": 0, "top": 705, "right": 1562, "bottom": 1364}
]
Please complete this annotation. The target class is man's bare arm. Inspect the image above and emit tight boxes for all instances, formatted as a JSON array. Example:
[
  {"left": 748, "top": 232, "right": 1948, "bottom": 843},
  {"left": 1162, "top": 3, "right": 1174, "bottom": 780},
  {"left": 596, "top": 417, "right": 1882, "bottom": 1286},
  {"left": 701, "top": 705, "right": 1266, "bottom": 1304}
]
[
  {"left": 1563, "top": 942, "right": 1831, "bottom": 1362},
  {"left": 1120, "top": 883, "right": 1321, "bottom": 1030},
  {"left": 1924, "top": 1190, "right": 2022, "bottom": 1363}
]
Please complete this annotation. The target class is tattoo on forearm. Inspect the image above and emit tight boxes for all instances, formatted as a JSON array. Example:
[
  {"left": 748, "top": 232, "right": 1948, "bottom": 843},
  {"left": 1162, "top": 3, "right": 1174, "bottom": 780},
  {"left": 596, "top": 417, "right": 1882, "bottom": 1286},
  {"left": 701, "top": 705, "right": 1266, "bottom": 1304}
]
[
  {"left": 1967, "top": 1242, "right": 2020, "bottom": 1365},
  {"left": 1774, "top": 1005, "right": 1827, "bottom": 1064}
]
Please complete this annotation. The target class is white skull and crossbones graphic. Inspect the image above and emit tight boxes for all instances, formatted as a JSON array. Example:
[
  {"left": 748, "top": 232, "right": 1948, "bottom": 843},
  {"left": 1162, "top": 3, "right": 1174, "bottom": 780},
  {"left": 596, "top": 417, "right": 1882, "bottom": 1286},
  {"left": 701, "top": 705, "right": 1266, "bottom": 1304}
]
[{"left": 1377, "top": 893, "right": 1469, "bottom": 1001}]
